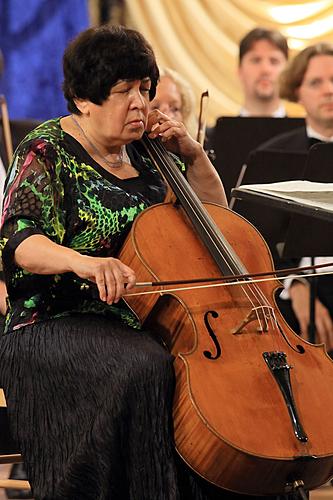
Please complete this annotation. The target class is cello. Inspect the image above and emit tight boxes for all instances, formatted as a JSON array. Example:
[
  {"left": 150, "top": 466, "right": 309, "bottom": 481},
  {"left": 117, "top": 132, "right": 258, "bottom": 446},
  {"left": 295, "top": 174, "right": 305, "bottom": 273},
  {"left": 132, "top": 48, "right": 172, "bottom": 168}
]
[{"left": 119, "top": 134, "right": 333, "bottom": 496}]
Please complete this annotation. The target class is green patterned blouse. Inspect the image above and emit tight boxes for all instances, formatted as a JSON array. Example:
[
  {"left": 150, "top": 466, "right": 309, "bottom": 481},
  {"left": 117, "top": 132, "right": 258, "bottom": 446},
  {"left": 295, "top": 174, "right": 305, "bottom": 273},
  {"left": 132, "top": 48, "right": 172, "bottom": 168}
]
[{"left": 0, "top": 118, "right": 184, "bottom": 333}]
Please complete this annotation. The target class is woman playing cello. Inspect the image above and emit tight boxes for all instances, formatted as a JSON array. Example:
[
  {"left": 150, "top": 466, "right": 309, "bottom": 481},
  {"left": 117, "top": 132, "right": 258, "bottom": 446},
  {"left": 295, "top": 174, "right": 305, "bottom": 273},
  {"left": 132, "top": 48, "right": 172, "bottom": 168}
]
[{"left": 0, "top": 25, "right": 318, "bottom": 500}]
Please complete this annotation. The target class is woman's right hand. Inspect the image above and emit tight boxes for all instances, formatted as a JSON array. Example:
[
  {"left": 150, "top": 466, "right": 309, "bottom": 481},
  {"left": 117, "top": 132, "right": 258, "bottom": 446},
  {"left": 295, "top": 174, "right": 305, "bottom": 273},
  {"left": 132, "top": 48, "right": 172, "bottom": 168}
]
[
  {"left": 70, "top": 254, "right": 136, "bottom": 304},
  {"left": 15, "top": 234, "right": 136, "bottom": 304}
]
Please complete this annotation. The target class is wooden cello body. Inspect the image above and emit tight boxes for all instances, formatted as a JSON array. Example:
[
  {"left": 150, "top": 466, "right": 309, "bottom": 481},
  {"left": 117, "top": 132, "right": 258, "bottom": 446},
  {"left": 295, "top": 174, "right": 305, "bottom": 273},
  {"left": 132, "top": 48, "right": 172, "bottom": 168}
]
[{"left": 119, "top": 137, "right": 333, "bottom": 496}]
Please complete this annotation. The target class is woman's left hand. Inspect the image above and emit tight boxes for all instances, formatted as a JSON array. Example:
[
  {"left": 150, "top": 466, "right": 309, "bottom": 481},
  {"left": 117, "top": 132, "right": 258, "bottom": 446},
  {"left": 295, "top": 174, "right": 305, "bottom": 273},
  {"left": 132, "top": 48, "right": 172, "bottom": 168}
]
[
  {"left": 146, "top": 109, "right": 227, "bottom": 207},
  {"left": 147, "top": 109, "right": 202, "bottom": 162}
]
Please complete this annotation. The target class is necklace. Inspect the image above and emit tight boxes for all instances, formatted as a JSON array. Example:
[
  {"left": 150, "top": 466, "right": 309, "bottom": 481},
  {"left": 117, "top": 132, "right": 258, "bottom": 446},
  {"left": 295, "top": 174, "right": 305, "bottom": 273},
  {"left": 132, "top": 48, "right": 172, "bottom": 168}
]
[{"left": 71, "top": 115, "right": 124, "bottom": 169}]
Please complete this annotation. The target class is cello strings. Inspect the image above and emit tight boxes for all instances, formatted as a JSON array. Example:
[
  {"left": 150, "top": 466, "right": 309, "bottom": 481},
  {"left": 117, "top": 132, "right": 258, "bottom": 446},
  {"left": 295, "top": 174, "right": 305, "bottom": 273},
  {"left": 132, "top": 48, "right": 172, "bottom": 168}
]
[
  {"left": 146, "top": 137, "right": 248, "bottom": 278},
  {"left": 146, "top": 137, "right": 272, "bottom": 332},
  {"left": 145, "top": 136, "right": 273, "bottom": 331}
]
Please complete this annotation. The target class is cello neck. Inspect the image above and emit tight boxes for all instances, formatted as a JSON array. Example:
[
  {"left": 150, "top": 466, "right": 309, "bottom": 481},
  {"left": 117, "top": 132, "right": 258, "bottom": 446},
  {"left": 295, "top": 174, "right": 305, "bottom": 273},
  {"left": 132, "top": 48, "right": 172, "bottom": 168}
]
[{"left": 140, "top": 134, "right": 247, "bottom": 277}]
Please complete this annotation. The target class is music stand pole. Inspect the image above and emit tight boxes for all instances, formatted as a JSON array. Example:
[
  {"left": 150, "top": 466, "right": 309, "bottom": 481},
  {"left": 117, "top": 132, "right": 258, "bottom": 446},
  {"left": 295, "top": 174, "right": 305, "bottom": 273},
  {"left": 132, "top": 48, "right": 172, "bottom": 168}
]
[{"left": 308, "top": 257, "right": 317, "bottom": 344}]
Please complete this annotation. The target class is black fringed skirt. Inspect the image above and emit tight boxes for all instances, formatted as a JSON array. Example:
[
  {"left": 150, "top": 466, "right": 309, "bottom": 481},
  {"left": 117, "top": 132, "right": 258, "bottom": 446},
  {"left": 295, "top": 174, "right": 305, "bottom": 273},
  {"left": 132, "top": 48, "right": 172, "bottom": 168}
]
[{"left": 0, "top": 314, "right": 300, "bottom": 500}]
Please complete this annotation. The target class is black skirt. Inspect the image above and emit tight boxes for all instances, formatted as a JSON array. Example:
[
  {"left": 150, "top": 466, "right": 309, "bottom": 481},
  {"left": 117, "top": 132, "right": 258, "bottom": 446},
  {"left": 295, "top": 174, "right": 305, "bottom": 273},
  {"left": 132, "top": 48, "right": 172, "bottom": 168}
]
[
  {"left": 0, "top": 314, "right": 179, "bottom": 500},
  {"left": 0, "top": 314, "right": 300, "bottom": 500}
]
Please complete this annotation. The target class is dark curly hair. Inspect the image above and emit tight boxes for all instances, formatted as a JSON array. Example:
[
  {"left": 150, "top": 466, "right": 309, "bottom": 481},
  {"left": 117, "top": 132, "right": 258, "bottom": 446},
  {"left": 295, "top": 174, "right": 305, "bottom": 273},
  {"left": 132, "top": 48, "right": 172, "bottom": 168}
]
[{"left": 63, "top": 25, "right": 159, "bottom": 114}]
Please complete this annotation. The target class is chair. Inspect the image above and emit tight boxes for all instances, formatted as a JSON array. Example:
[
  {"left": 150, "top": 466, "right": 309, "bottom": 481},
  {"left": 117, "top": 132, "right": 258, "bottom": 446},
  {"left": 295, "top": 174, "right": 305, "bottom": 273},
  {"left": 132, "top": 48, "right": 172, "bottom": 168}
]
[
  {"left": 0, "top": 388, "right": 31, "bottom": 491},
  {"left": 0, "top": 116, "right": 42, "bottom": 170}
]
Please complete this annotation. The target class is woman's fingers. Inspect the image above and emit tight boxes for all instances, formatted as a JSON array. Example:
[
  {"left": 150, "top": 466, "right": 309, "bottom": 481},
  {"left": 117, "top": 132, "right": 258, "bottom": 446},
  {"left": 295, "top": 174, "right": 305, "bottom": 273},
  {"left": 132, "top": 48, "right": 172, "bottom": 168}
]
[
  {"left": 103, "top": 261, "right": 135, "bottom": 304},
  {"left": 103, "top": 266, "right": 117, "bottom": 304},
  {"left": 110, "top": 266, "right": 126, "bottom": 304},
  {"left": 124, "top": 267, "right": 137, "bottom": 291},
  {"left": 95, "top": 269, "right": 108, "bottom": 303},
  {"left": 72, "top": 255, "right": 136, "bottom": 304},
  {"left": 146, "top": 109, "right": 167, "bottom": 132},
  {"left": 147, "top": 110, "right": 183, "bottom": 139}
]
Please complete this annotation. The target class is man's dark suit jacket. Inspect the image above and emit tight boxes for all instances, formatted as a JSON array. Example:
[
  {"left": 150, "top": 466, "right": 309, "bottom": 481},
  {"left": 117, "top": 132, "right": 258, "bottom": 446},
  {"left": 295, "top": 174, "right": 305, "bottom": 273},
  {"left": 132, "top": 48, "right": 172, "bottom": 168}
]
[{"left": 257, "top": 125, "right": 309, "bottom": 153}]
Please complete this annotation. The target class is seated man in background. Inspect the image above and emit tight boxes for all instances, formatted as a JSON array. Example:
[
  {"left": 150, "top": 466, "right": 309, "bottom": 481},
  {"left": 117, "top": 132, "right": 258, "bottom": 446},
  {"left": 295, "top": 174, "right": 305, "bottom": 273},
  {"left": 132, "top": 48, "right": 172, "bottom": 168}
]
[
  {"left": 238, "top": 27, "right": 288, "bottom": 117},
  {"left": 257, "top": 42, "right": 333, "bottom": 355},
  {"left": 258, "top": 42, "right": 333, "bottom": 150}
]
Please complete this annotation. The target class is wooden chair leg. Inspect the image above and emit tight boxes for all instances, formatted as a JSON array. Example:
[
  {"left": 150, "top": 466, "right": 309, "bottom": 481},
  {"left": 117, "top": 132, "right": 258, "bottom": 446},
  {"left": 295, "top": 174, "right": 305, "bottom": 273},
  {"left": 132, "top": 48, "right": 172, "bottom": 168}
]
[{"left": 0, "top": 478, "right": 31, "bottom": 489}]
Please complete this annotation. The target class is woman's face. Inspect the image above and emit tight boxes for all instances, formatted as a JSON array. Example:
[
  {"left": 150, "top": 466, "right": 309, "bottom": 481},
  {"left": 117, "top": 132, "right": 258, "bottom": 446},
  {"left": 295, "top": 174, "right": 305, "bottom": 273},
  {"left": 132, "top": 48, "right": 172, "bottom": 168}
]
[
  {"left": 150, "top": 76, "right": 183, "bottom": 121},
  {"left": 82, "top": 78, "right": 151, "bottom": 147}
]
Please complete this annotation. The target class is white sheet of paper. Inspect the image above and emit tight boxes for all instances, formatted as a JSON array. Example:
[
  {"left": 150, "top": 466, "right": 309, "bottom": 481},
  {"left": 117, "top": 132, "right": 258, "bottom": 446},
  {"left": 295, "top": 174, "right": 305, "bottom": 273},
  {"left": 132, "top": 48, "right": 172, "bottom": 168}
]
[{"left": 239, "top": 180, "right": 333, "bottom": 212}]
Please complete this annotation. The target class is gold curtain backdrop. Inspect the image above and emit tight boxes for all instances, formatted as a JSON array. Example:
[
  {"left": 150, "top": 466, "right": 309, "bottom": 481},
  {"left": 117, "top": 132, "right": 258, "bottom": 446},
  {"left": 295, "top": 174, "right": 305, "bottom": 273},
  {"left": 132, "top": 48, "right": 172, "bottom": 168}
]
[{"left": 124, "top": 0, "right": 333, "bottom": 125}]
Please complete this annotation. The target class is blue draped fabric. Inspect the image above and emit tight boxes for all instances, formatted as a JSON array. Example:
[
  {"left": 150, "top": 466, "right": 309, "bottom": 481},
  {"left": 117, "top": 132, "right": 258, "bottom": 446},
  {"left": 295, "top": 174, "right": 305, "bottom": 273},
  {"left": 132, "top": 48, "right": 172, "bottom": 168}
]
[{"left": 0, "top": 0, "right": 89, "bottom": 120}]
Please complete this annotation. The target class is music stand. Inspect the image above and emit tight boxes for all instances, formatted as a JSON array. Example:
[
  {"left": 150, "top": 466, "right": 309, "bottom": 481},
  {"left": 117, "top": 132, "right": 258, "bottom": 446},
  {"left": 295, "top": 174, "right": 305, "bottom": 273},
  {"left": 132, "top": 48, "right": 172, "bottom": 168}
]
[
  {"left": 209, "top": 116, "right": 305, "bottom": 201},
  {"left": 282, "top": 142, "right": 333, "bottom": 257},
  {"left": 281, "top": 143, "right": 333, "bottom": 343},
  {"left": 232, "top": 184, "right": 333, "bottom": 344},
  {"left": 0, "top": 118, "right": 41, "bottom": 169},
  {"left": 230, "top": 149, "right": 308, "bottom": 264}
]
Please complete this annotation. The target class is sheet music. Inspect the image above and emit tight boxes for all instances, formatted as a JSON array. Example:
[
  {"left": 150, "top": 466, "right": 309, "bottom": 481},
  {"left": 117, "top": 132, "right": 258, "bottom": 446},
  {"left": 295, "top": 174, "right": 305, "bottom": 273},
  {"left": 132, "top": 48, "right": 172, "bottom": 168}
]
[{"left": 238, "top": 180, "right": 333, "bottom": 212}]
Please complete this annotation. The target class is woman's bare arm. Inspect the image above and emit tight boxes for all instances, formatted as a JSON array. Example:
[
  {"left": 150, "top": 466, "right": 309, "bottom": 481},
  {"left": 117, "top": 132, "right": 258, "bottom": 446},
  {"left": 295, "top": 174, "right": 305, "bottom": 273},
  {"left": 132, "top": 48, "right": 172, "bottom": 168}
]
[{"left": 15, "top": 234, "right": 136, "bottom": 304}]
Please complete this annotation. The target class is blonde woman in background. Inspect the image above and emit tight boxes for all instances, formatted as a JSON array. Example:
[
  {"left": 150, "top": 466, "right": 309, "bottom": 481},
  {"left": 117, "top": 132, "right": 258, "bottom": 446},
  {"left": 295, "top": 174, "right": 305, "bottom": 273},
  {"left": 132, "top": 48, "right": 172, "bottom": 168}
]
[{"left": 150, "top": 66, "right": 198, "bottom": 138}]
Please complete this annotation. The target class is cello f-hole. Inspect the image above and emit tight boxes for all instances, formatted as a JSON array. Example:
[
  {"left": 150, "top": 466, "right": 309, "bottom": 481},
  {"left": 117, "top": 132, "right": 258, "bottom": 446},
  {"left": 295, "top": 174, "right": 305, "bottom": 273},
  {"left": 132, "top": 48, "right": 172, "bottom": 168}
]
[{"left": 203, "top": 310, "right": 222, "bottom": 360}]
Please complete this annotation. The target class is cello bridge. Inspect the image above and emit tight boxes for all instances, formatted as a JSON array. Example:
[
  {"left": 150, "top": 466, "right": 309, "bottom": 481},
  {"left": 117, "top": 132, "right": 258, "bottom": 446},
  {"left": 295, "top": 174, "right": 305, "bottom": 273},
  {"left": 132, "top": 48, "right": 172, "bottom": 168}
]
[{"left": 232, "top": 306, "right": 274, "bottom": 335}]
